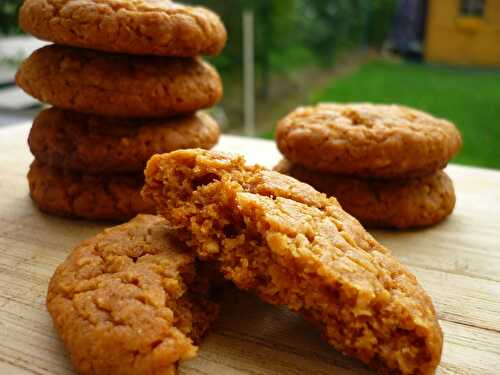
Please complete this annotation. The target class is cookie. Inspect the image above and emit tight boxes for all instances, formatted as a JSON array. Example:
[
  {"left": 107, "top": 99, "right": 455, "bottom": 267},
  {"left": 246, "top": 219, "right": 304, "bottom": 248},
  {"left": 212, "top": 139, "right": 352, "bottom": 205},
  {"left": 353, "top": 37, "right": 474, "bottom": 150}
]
[
  {"left": 47, "top": 214, "right": 219, "bottom": 375},
  {"left": 16, "top": 45, "right": 223, "bottom": 118},
  {"left": 276, "top": 103, "right": 462, "bottom": 178},
  {"left": 20, "top": 0, "right": 227, "bottom": 57},
  {"left": 143, "top": 149, "right": 443, "bottom": 375},
  {"left": 275, "top": 159, "right": 456, "bottom": 229},
  {"left": 28, "top": 161, "right": 155, "bottom": 221},
  {"left": 29, "top": 108, "right": 220, "bottom": 173}
]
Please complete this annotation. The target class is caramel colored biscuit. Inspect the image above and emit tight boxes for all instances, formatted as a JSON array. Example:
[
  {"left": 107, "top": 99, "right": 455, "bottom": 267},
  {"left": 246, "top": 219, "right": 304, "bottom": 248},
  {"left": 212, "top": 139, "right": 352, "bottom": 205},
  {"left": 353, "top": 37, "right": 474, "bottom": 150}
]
[
  {"left": 28, "top": 161, "right": 154, "bottom": 221},
  {"left": 16, "top": 45, "right": 223, "bottom": 118},
  {"left": 20, "top": 0, "right": 227, "bottom": 57},
  {"left": 143, "top": 149, "right": 443, "bottom": 375},
  {"left": 29, "top": 108, "right": 220, "bottom": 173},
  {"left": 47, "top": 214, "right": 219, "bottom": 375},
  {"left": 276, "top": 103, "right": 462, "bottom": 178},
  {"left": 275, "top": 159, "right": 456, "bottom": 229}
]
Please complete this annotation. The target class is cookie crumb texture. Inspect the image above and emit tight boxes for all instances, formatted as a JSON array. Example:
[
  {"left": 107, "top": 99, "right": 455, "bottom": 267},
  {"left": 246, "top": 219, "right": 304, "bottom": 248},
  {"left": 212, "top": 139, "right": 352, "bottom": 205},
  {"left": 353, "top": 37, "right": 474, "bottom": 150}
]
[
  {"left": 16, "top": 45, "right": 223, "bottom": 118},
  {"left": 29, "top": 108, "right": 220, "bottom": 173},
  {"left": 28, "top": 161, "right": 155, "bottom": 221},
  {"left": 47, "top": 215, "right": 219, "bottom": 375},
  {"left": 275, "top": 159, "right": 456, "bottom": 229},
  {"left": 143, "top": 149, "right": 443, "bottom": 375},
  {"left": 20, "top": 0, "right": 227, "bottom": 56},
  {"left": 276, "top": 103, "right": 462, "bottom": 178}
]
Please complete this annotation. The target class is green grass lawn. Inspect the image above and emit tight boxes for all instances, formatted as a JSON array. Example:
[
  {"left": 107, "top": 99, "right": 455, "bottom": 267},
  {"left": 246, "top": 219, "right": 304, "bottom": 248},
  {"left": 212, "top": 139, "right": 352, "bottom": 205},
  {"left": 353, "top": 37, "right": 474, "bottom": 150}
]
[
  {"left": 261, "top": 59, "right": 500, "bottom": 169},
  {"left": 308, "top": 60, "right": 500, "bottom": 170}
]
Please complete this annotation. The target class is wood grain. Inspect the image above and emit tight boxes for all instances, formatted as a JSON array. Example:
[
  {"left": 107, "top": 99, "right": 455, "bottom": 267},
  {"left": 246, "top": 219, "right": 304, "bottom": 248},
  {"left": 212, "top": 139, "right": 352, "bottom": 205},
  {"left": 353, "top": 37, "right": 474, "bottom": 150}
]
[{"left": 0, "top": 123, "right": 499, "bottom": 375}]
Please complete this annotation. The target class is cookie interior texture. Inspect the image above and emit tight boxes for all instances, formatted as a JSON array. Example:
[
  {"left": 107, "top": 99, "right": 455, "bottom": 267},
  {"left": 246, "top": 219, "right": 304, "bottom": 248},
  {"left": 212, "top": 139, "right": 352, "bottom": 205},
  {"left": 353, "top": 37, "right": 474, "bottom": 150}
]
[
  {"left": 20, "top": 0, "right": 227, "bottom": 56},
  {"left": 274, "top": 159, "right": 456, "bottom": 229},
  {"left": 143, "top": 149, "right": 443, "bottom": 375},
  {"left": 276, "top": 103, "right": 463, "bottom": 178},
  {"left": 29, "top": 108, "right": 221, "bottom": 173},
  {"left": 47, "top": 215, "right": 219, "bottom": 375}
]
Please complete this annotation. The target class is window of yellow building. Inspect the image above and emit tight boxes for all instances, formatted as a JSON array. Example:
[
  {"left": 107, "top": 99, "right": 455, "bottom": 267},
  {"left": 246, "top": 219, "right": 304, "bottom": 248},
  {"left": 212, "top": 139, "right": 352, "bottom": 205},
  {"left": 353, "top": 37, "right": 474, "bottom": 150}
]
[{"left": 460, "top": 0, "right": 485, "bottom": 17}]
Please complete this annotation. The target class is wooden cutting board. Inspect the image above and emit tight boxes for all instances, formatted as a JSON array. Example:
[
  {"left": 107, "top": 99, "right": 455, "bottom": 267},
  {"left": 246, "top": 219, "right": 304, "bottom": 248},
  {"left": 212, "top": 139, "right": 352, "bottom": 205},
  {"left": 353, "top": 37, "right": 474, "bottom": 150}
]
[{"left": 0, "top": 124, "right": 499, "bottom": 375}]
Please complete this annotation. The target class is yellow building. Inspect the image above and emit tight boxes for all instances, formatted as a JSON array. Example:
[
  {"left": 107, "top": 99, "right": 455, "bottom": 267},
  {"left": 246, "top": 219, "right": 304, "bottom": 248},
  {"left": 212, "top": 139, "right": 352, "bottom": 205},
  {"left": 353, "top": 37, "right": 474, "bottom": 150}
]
[{"left": 425, "top": 0, "right": 500, "bottom": 66}]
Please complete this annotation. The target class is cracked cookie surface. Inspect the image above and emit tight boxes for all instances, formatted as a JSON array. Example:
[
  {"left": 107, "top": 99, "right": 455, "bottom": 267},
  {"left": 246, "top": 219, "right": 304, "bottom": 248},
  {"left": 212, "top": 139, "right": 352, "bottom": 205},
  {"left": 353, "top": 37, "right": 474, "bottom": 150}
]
[
  {"left": 20, "top": 0, "right": 227, "bottom": 56},
  {"left": 275, "top": 159, "right": 456, "bottom": 229},
  {"left": 47, "top": 214, "right": 219, "bottom": 375},
  {"left": 28, "top": 160, "right": 155, "bottom": 221},
  {"left": 143, "top": 149, "right": 443, "bottom": 375},
  {"left": 16, "top": 45, "right": 223, "bottom": 118},
  {"left": 29, "top": 108, "right": 220, "bottom": 173},
  {"left": 276, "top": 103, "right": 462, "bottom": 178}
]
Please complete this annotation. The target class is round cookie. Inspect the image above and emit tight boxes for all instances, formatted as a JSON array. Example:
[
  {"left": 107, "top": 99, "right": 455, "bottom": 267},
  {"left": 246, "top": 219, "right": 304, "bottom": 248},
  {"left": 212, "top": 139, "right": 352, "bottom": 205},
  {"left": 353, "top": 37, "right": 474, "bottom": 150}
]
[
  {"left": 47, "top": 214, "right": 219, "bottom": 375},
  {"left": 29, "top": 108, "right": 220, "bottom": 173},
  {"left": 275, "top": 159, "right": 456, "bottom": 229},
  {"left": 20, "top": 0, "right": 227, "bottom": 57},
  {"left": 276, "top": 103, "right": 462, "bottom": 178},
  {"left": 28, "top": 161, "right": 155, "bottom": 221},
  {"left": 16, "top": 45, "right": 223, "bottom": 118}
]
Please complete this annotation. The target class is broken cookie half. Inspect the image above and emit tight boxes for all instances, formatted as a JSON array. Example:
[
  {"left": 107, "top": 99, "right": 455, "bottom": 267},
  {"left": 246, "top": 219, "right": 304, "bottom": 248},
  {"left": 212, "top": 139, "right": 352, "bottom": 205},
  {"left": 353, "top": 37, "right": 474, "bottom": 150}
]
[
  {"left": 143, "top": 149, "right": 443, "bottom": 375},
  {"left": 47, "top": 215, "right": 218, "bottom": 375}
]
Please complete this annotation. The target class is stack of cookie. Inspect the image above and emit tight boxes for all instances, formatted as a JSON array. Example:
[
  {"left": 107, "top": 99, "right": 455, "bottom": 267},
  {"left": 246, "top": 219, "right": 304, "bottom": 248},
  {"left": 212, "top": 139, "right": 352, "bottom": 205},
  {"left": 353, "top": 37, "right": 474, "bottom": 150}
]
[
  {"left": 15, "top": 0, "right": 226, "bottom": 221},
  {"left": 275, "top": 103, "right": 463, "bottom": 229}
]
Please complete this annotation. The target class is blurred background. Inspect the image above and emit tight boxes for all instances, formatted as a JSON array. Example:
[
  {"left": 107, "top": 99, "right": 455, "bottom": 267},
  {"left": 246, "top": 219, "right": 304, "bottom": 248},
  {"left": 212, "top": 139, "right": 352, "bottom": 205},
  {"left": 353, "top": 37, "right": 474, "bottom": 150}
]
[{"left": 1, "top": 0, "right": 499, "bottom": 169}]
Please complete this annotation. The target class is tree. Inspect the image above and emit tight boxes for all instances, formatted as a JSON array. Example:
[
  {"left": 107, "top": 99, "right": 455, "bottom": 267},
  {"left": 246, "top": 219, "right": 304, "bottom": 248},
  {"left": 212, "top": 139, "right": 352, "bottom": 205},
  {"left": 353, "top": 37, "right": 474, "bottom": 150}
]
[
  {"left": 191, "top": 0, "right": 298, "bottom": 98},
  {"left": 369, "top": 0, "right": 397, "bottom": 49},
  {"left": 0, "top": 0, "right": 22, "bottom": 35}
]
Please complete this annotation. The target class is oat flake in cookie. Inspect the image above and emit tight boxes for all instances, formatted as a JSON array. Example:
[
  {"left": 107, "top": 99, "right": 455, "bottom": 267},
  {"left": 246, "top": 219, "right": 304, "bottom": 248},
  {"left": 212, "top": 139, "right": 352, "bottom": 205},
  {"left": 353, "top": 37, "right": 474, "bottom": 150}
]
[{"left": 276, "top": 103, "right": 462, "bottom": 178}]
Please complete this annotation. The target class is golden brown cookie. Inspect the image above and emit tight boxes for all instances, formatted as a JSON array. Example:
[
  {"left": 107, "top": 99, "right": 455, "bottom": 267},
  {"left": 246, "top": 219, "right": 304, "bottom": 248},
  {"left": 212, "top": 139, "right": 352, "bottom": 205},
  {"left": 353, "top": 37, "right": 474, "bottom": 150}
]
[
  {"left": 47, "top": 214, "right": 219, "bottom": 375},
  {"left": 275, "top": 159, "right": 456, "bottom": 229},
  {"left": 143, "top": 149, "right": 443, "bottom": 375},
  {"left": 28, "top": 161, "right": 154, "bottom": 221},
  {"left": 29, "top": 108, "right": 220, "bottom": 173},
  {"left": 16, "top": 45, "right": 223, "bottom": 118},
  {"left": 276, "top": 103, "right": 462, "bottom": 178},
  {"left": 20, "top": 0, "right": 227, "bottom": 57}
]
